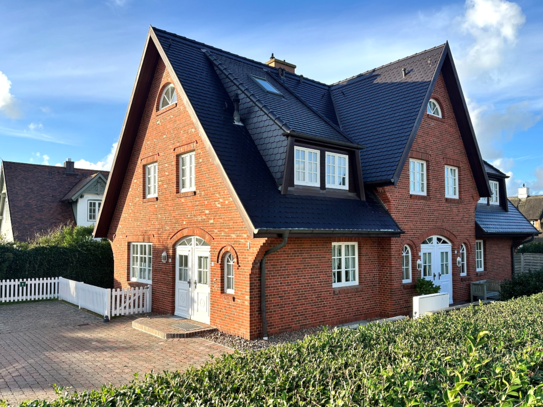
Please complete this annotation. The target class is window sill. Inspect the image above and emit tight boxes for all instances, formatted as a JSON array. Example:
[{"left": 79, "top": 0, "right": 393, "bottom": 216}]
[
  {"left": 445, "top": 197, "right": 462, "bottom": 204},
  {"left": 426, "top": 113, "right": 443, "bottom": 121},
  {"left": 410, "top": 194, "right": 430, "bottom": 201},
  {"left": 156, "top": 103, "right": 177, "bottom": 116},
  {"left": 476, "top": 270, "right": 487, "bottom": 276},
  {"left": 221, "top": 293, "right": 236, "bottom": 302},
  {"left": 143, "top": 197, "right": 158, "bottom": 203},
  {"left": 177, "top": 190, "right": 196, "bottom": 198}
]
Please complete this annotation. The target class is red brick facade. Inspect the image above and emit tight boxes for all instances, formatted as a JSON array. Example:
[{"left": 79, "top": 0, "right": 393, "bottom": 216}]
[{"left": 108, "top": 59, "right": 515, "bottom": 340}]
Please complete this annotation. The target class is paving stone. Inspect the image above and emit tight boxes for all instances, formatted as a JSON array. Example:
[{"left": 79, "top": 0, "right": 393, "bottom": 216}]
[{"left": 0, "top": 301, "right": 231, "bottom": 405}]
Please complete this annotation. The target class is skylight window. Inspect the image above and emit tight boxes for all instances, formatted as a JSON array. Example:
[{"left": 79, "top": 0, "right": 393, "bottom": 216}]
[{"left": 252, "top": 76, "right": 282, "bottom": 96}]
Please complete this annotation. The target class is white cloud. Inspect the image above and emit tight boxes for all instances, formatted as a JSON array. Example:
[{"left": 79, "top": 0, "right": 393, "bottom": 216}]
[
  {"left": 0, "top": 71, "right": 21, "bottom": 119},
  {"left": 30, "top": 152, "right": 51, "bottom": 165},
  {"left": 28, "top": 122, "right": 43, "bottom": 131},
  {"left": 0, "top": 124, "right": 69, "bottom": 144},
  {"left": 39, "top": 106, "right": 51, "bottom": 114},
  {"left": 72, "top": 142, "right": 118, "bottom": 171},
  {"left": 458, "top": 0, "right": 525, "bottom": 77}
]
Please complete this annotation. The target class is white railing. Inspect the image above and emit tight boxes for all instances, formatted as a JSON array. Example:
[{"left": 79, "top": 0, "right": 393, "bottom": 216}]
[
  {"left": 111, "top": 286, "right": 151, "bottom": 317},
  {"left": 1, "top": 277, "right": 59, "bottom": 303},
  {"left": 1, "top": 277, "right": 151, "bottom": 318}
]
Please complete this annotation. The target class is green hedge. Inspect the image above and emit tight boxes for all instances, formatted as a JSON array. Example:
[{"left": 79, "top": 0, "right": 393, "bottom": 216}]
[
  {"left": 517, "top": 241, "right": 543, "bottom": 254},
  {"left": 0, "top": 242, "right": 113, "bottom": 288},
  {"left": 14, "top": 294, "right": 543, "bottom": 406},
  {"left": 501, "top": 268, "right": 543, "bottom": 300}
]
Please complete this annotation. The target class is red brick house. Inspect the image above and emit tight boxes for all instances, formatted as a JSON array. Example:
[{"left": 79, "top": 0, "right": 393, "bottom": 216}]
[{"left": 94, "top": 27, "right": 538, "bottom": 339}]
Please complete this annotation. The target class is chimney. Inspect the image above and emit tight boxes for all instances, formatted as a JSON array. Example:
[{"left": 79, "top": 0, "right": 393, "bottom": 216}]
[
  {"left": 265, "top": 53, "right": 296, "bottom": 74},
  {"left": 518, "top": 183, "right": 530, "bottom": 199},
  {"left": 64, "top": 158, "right": 75, "bottom": 174}
]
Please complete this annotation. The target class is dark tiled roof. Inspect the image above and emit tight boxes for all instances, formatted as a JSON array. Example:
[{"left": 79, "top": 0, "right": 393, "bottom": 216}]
[
  {"left": 153, "top": 28, "right": 402, "bottom": 234},
  {"left": 330, "top": 45, "right": 445, "bottom": 183},
  {"left": 509, "top": 196, "right": 543, "bottom": 220},
  {"left": 476, "top": 201, "right": 539, "bottom": 236},
  {"left": 2, "top": 161, "right": 109, "bottom": 241},
  {"left": 483, "top": 160, "right": 508, "bottom": 178}
]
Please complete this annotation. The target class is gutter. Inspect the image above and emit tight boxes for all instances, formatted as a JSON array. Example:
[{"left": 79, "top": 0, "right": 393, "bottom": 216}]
[{"left": 260, "top": 231, "right": 289, "bottom": 340}]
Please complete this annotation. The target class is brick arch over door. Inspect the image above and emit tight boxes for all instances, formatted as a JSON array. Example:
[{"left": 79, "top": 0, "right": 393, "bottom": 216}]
[
  {"left": 169, "top": 227, "right": 214, "bottom": 246},
  {"left": 416, "top": 228, "right": 457, "bottom": 247},
  {"left": 217, "top": 245, "right": 240, "bottom": 266}
]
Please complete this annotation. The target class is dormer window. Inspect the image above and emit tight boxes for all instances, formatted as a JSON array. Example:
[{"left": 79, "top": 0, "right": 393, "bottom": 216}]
[
  {"left": 294, "top": 147, "right": 319, "bottom": 186},
  {"left": 159, "top": 84, "right": 177, "bottom": 110},
  {"left": 251, "top": 76, "right": 282, "bottom": 96},
  {"left": 326, "top": 153, "right": 348, "bottom": 189},
  {"left": 427, "top": 99, "right": 442, "bottom": 118}
]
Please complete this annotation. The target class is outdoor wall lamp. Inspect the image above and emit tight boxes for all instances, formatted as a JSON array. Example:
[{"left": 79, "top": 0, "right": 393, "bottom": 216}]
[
  {"left": 161, "top": 251, "right": 168, "bottom": 263},
  {"left": 416, "top": 259, "right": 422, "bottom": 270},
  {"left": 457, "top": 257, "right": 462, "bottom": 267}
]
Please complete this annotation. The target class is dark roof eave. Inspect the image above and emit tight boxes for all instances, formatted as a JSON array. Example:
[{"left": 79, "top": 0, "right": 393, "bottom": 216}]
[
  {"left": 254, "top": 228, "right": 403, "bottom": 237},
  {"left": 284, "top": 131, "right": 365, "bottom": 150}
]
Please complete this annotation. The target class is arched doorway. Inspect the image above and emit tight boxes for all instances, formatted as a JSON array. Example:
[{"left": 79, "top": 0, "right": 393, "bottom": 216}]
[
  {"left": 420, "top": 236, "right": 453, "bottom": 303},
  {"left": 175, "top": 236, "right": 211, "bottom": 324}
]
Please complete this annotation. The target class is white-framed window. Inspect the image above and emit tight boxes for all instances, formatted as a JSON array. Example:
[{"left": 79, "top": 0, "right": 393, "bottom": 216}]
[
  {"left": 130, "top": 243, "right": 153, "bottom": 283},
  {"left": 445, "top": 166, "right": 458, "bottom": 199},
  {"left": 87, "top": 200, "right": 102, "bottom": 222},
  {"left": 224, "top": 252, "right": 235, "bottom": 294},
  {"left": 489, "top": 180, "right": 499, "bottom": 205},
  {"left": 326, "top": 152, "right": 348, "bottom": 190},
  {"left": 332, "top": 242, "right": 358, "bottom": 288},
  {"left": 427, "top": 99, "right": 442, "bottom": 117},
  {"left": 476, "top": 240, "right": 484, "bottom": 272},
  {"left": 460, "top": 244, "right": 467, "bottom": 276},
  {"left": 409, "top": 159, "right": 427, "bottom": 195},
  {"left": 402, "top": 245, "right": 412, "bottom": 283},
  {"left": 145, "top": 163, "right": 158, "bottom": 198},
  {"left": 159, "top": 84, "right": 177, "bottom": 110},
  {"left": 179, "top": 152, "right": 195, "bottom": 192},
  {"left": 294, "top": 147, "right": 320, "bottom": 187}
]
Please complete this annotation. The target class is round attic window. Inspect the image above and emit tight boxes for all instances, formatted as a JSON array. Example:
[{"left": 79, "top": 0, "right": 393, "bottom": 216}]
[
  {"left": 159, "top": 84, "right": 177, "bottom": 110},
  {"left": 427, "top": 99, "right": 442, "bottom": 118}
]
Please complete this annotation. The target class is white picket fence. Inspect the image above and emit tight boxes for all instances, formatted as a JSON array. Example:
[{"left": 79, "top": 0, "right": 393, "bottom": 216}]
[
  {"left": 0, "top": 277, "right": 151, "bottom": 319},
  {"left": 111, "top": 286, "right": 151, "bottom": 317},
  {"left": 1, "top": 277, "right": 59, "bottom": 303}
]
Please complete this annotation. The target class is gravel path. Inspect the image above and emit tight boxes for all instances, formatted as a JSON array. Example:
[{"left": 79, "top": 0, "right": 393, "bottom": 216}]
[{"left": 202, "top": 326, "right": 325, "bottom": 351}]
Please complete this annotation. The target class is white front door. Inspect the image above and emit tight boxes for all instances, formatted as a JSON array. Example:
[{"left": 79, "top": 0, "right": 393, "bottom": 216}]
[
  {"left": 174, "top": 237, "right": 211, "bottom": 324},
  {"left": 420, "top": 236, "right": 453, "bottom": 304}
]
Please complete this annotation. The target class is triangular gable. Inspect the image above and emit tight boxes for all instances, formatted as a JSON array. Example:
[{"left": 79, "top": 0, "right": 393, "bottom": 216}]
[{"left": 61, "top": 173, "right": 108, "bottom": 202}]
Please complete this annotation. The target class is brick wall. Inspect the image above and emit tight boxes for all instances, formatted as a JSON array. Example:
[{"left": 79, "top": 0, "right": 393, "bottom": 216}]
[{"left": 107, "top": 58, "right": 268, "bottom": 339}]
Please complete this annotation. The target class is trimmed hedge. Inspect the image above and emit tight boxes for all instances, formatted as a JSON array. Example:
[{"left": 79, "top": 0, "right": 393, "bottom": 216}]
[
  {"left": 501, "top": 268, "right": 543, "bottom": 300},
  {"left": 518, "top": 242, "right": 543, "bottom": 254},
  {"left": 0, "top": 243, "right": 113, "bottom": 288},
  {"left": 14, "top": 294, "right": 543, "bottom": 406}
]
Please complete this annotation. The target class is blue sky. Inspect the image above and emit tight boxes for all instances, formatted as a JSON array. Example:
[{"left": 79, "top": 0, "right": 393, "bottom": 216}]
[{"left": 0, "top": 0, "right": 542, "bottom": 194}]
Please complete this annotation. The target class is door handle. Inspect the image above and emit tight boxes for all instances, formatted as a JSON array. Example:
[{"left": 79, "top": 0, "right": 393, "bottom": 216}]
[
  {"left": 194, "top": 280, "right": 198, "bottom": 289},
  {"left": 188, "top": 279, "right": 191, "bottom": 288},
  {"left": 433, "top": 273, "right": 436, "bottom": 280},
  {"left": 438, "top": 273, "right": 441, "bottom": 280}
]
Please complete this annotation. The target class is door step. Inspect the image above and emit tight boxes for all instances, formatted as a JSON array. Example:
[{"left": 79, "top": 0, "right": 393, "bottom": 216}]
[{"left": 132, "top": 316, "right": 217, "bottom": 339}]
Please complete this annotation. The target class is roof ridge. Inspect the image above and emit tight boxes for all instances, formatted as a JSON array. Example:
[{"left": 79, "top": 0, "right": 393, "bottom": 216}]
[
  {"left": 331, "top": 43, "right": 447, "bottom": 86},
  {"left": 204, "top": 50, "right": 293, "bottom": 133},
  {"left": 2, "top": 160, "right": 109, "bottom": 173}
]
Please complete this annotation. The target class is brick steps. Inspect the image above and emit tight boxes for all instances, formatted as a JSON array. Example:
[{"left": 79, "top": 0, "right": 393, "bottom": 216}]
[{"left": 132, "top": 316, "right": 217, "bottom": 339}]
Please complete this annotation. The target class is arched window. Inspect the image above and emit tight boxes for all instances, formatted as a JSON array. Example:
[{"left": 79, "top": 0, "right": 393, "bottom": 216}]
[
  {"left": 224, "top": 252, "right": 235, "bottom": 294},
  {"left": 159, "top": 84, "right": 177, "bottom": 110},
  {"left": 460, "top": 244, "right": 467, "bottom": 276},
  {"left": 402, "top": 245, "right": 412, "bottom": 283},
  {"left": 427, "top": 99, "right": 442, "bottom": 118}
]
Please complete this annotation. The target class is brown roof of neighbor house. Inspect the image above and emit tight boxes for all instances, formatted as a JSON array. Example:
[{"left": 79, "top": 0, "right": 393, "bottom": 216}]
[
  {"left": 1, "top": 161, "right": 109, "bottom": 241},
  {"left": 509, "top": 195, "right": 543, "bottom": 221}
]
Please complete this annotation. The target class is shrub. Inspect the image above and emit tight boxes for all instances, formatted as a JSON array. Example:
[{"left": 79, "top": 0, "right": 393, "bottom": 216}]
[
  {"left": 517, "top": 241, "right": 543, "bottom": 254},
  {"left": 415, "top": 277, "right": 440, "bottom": 295},
  {"left": 500, "top": 268, "right": 543, "bottom": 300},
  {"left": 13, "top": 293, "right": 543, "bottom": 406},
  {"left": 0, "top": 225, "right": 113, "bottom": 288}
]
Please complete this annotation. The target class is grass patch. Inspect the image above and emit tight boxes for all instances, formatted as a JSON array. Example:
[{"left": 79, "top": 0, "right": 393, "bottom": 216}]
[{"left": 10, "top": 294, "right": 543, "bottom": 406}]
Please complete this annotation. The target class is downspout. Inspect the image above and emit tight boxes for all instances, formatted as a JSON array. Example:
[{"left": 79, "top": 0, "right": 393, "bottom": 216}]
[
  {"left": 260, "top": 231, "right": 289, "bottom": 340},
  {"left": 511, "top": 236, "right": 535, "bottom": 275}
]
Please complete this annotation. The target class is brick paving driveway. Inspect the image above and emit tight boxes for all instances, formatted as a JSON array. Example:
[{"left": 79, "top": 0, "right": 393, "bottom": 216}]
[{"left": 0, "top": 301, "right": 231, "bottom": 405}]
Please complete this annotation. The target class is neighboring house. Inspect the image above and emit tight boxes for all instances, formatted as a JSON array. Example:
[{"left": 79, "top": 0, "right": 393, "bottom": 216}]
[
  {"left": 509, "top": 185, "right": 543, "bottom": 233},
  {"left": 0, "top": 160, "right": 109, "bottom": 242},
  {"left": 94, "top": 27, "right": 537, "bottom": 340}
]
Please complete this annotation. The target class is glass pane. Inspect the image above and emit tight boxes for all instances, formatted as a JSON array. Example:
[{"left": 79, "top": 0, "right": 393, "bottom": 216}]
[
  {"left": 198, "top": 256, "right": 209, "bottom": 285},
  {"left": 441, "top": 252, "right": 449, "bottom": 275},
  {"left": 423, "top": 252, "right": 432, "bottom": 277},
  {"left": 178, "top": 254, "right": 188, "bottom": 281}
]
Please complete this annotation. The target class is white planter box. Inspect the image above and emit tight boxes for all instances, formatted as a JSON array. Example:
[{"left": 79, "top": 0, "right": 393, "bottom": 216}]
[{"left": 413, "top": 292, "right": 449, "bottom": 319}]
